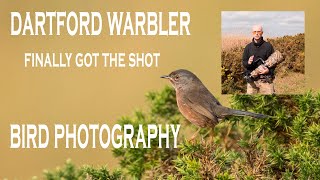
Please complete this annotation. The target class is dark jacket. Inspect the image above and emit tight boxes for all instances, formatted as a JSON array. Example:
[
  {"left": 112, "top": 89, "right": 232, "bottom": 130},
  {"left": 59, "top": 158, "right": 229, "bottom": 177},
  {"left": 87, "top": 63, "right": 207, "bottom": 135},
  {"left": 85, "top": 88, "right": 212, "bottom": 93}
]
[{"left": 242, "top": 37, "right": 275, "bottom": 78}]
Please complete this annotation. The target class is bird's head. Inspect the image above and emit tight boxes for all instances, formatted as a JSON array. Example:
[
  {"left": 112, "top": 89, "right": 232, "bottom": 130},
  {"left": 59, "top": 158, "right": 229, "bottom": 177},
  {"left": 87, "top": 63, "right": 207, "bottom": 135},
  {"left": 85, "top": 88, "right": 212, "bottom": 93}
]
[{"left": 161, "top": 69, "right": 199, "bottom": 89}]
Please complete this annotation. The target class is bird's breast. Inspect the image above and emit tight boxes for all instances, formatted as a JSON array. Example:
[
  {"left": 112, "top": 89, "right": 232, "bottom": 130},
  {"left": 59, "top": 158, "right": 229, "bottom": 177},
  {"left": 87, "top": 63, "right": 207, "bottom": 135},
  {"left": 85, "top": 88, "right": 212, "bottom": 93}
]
[{"left": 176, "top": 94, "right": 213, "bottom": 128}]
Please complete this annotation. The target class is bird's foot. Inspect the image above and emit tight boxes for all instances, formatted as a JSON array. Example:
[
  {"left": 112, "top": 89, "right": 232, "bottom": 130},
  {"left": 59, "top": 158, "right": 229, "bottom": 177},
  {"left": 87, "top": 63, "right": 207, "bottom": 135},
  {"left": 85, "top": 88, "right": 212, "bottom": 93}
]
[
  {"left": 187, "top": 128, "right": 201, "bottom": 142},
  {"left": 202, "top": 128, "right": 213, "bottom": 139},
  {"left": 188, "top": 135, "right": 197, "bottom": 142}
]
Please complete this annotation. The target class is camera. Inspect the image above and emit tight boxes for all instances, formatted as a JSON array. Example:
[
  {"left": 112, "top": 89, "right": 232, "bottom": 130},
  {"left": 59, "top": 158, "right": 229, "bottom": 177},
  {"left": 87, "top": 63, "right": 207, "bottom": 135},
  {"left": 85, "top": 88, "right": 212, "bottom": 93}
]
[
  {"left": 244, "top": 57, "right": 265, "bottom": 83},
  {"left": 252, "top": 57, "right": 265, "bottom": 67},
  {"left": 243, "top": 72, "right": 255, "bottom": 83},
  {"left": 243, "top": 50, "right": 283, "bottom": 83}
]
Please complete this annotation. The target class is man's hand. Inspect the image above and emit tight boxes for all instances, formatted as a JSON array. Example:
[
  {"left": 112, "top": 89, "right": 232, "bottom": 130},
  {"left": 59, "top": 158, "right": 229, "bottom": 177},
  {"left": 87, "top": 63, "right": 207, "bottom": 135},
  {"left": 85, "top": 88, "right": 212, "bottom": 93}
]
[
  {"left": 257, "top": 65, "right": 269, "bottom": 74},
  {"left": 248, "top": 55, "right": 254, "bottom": 65}
]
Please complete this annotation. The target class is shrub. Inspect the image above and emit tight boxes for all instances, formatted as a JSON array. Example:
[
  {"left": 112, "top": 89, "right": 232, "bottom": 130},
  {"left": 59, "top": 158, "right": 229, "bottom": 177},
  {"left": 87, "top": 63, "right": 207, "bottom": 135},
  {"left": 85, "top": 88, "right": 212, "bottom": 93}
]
[
  {"left": 42, "top": 87, "right": 320, "bottom": 179},
  {"left": 42, "top": 159, "right": 124, "bottom": 180}
]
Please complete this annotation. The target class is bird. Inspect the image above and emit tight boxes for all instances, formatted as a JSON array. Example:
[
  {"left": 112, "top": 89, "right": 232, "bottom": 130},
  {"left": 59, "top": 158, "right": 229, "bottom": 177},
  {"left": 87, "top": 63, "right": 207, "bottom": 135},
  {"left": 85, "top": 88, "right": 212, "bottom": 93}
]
[{"left": 161, "top": 69, "right": 269, "bottom": 139}]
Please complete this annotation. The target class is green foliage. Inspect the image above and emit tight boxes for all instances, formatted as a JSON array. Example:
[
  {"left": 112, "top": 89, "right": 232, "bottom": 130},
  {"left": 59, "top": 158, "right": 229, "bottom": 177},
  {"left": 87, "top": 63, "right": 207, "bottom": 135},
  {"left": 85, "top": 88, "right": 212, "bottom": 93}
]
[
  {"left": 268, "top": 34, "right": 305, "bottom": 74},
  {"left": 112, "top": 86, "right": 183, "bottom": 179},
  {"left": 229, "top": 92, "right": 320, "bottom": 179},
  {"left": 42, "top": 159, "right": 124, "bottom": 180},
  {"left": 174, "top": 155, "right": 202, "bottom": 179},
  {"left": 42, "top": 87, "right": 320, "bottom": 179},
  {"left": 221, "top": 33, "right": 305, "bottom": 94},
  {"left": 146, "top": 86, "right": 180, "bottom": 118},
  {"left": 44, "top": 159, "right": 78, "bottom": 180},
  {"left": 80, "top": 165, "right": 123, "bottom": 180},
  {"left": 114, "top": 87, "right": 320, "bottom": 179}
]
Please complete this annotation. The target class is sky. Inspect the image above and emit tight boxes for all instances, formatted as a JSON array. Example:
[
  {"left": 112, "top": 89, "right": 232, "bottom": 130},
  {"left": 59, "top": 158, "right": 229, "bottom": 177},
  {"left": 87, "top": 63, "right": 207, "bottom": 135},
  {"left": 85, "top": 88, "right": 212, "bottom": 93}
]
[{"left": 221, "top": 11, "right": 305, "bottom": 37}]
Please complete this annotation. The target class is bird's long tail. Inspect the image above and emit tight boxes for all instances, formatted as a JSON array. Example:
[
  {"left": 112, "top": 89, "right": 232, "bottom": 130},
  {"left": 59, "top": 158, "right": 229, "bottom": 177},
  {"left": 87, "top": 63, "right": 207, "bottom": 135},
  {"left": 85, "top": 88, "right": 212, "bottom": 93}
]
[{"left": 226, "top": 108, "right": 269, "bottom": 119}]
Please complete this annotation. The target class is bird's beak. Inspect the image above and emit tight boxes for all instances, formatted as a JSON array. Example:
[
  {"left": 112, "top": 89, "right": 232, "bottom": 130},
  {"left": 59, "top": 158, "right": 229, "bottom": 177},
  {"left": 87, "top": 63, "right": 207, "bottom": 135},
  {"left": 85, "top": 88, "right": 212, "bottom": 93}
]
[{"left": 160, "top": 75, "right": 170, "bottom": 79}]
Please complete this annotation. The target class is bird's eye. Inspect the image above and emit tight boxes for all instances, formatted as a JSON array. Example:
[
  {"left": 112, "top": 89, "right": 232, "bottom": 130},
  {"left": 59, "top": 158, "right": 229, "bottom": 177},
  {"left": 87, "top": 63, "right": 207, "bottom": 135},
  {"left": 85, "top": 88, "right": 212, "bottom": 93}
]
[{"left": 174, "top": 75, "right": 179, "bottom": 80}]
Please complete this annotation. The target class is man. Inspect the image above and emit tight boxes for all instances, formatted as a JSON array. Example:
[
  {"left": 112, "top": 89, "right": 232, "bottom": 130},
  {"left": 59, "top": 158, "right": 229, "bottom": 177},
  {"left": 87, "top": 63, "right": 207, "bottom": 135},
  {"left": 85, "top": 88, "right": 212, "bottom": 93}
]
[{"left": 243, "top": 25, "right": 275, "bottom": 94}]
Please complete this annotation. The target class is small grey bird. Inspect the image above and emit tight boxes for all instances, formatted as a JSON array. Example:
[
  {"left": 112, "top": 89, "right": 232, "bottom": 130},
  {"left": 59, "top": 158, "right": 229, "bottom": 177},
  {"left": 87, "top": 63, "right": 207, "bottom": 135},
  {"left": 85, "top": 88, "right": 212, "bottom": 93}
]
[{"left": 161, "top": 69, "right": 268, "bottom": 138}]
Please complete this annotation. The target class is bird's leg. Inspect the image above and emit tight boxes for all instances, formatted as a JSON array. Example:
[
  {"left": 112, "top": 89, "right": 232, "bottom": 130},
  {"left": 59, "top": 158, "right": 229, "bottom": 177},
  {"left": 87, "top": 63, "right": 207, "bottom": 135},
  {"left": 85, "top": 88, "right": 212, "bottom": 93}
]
[
  {"left": 202, "top": 128, "right": 216, "bottom": 142},
  {"left": 203, "top": 128, "right": 213, "bottom": 139},
  {"left": 189, "top": 127, "right": 201, "bottom": 141}
]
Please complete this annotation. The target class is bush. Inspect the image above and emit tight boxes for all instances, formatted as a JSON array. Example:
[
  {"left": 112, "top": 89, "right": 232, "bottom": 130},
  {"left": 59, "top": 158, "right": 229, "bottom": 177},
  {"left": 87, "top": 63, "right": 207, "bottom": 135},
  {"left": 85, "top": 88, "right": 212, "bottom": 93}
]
[
  {"left": 42, "top": 159, "right": 124, "bottom": 180},
  {"left": 41, "top": 87, "right": 320, "bottom": 179}
]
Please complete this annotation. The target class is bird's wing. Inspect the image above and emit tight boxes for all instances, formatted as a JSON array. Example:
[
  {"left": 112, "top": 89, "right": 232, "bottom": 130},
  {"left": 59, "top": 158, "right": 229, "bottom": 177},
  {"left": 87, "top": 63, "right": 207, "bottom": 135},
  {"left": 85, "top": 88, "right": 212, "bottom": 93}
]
[{"left": 185, "top": 86, "right": 221, "bottom": 120}]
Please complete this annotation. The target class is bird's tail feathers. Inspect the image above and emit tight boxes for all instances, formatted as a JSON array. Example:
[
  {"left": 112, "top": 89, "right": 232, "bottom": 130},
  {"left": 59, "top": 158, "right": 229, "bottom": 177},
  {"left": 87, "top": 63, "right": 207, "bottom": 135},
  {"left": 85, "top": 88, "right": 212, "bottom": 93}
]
[{"left": 226, "top": 108, "right": 269, "bottom": 119}]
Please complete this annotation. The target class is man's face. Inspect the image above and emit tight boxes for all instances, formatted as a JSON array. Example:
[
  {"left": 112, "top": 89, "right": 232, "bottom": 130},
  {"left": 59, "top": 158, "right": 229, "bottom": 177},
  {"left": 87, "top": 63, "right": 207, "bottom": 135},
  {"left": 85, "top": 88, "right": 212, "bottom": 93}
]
[{"left": 252, "top": 26, "right": 263, "bottom": 41}]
